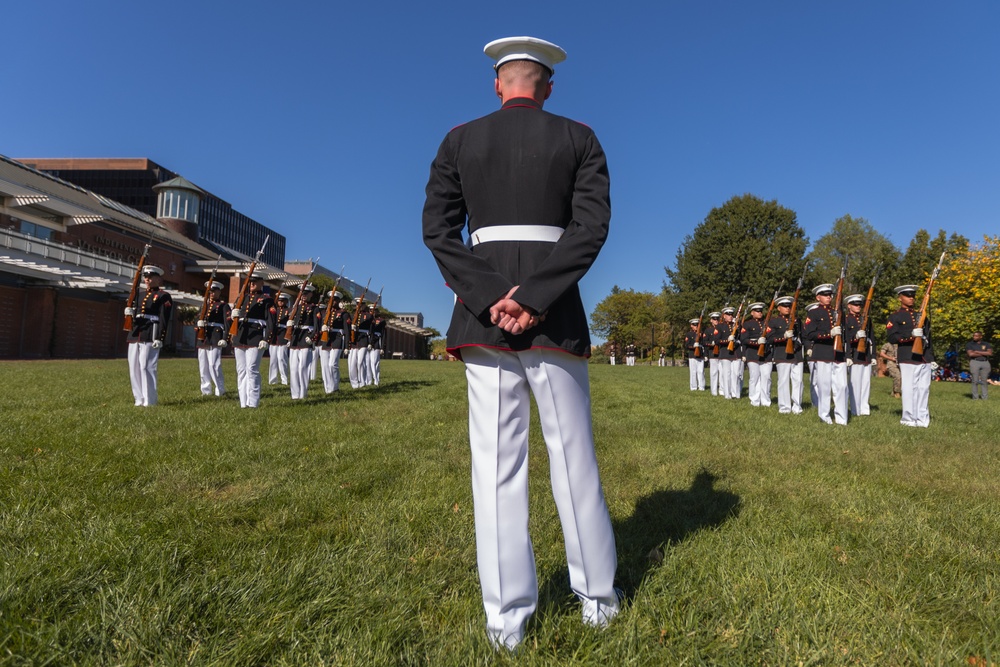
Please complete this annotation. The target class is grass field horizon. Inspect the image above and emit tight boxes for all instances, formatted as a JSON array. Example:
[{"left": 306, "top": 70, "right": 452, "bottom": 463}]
[{"left": 2, "top": 358, "right": 998, "bottom": 665}]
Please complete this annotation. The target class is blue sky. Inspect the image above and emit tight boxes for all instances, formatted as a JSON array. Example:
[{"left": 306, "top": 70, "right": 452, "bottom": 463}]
[{"left": 4, "top": 1, "right": 997, "bottom": 335}]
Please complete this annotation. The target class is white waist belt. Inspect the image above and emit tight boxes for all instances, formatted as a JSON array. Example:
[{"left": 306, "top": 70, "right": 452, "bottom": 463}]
[
  {"left": 470, "top": 225, "right": 563, "bottom": 246},
  {"left": 207, "top": 322, "right": 224, "bottom": 328},
  {"left": 248, "top": 318, "right": 267, "bottom": 326},
  {"left": 139, "top": 315, "right": 160, "bottom": 322}
]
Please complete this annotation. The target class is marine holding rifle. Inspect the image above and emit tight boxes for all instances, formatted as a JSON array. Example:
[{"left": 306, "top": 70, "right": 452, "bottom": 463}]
[
  {"left": 739, "top": 302, "right": 770, "bottom": 407},
  {"left": 684, "top": 317, "right": 706, "bottom": 391},
  {"left": 767, "top": 296, "right": 804, "bottom": 414},
  {"left": 288, "top": 284, "right": 320, "bottom": 400},
  {"left": 196, "top": 280, "right": 231, "bottom": 397},
  {"left": 126, "top": 265, "right": 172, "bottom": 407},
  {"left": 843, "top": 294, "right": 875, "bottom": 416},
  {"left": 268, "top": 293, "right": 292, "bottom": 386},
  {"left": 804, "top": 283, "right": 849, "bottom": 425},
  {"left": 232, "top": 272, "right": 276, "bottom": 409},
  {"left": 886, "top": 284, "right": 935, "bottom": 427}
]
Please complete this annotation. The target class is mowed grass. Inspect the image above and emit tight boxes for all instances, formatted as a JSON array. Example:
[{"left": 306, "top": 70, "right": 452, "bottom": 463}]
[{"left": 1, "top": 357, "right": 998, "bottom": 665}]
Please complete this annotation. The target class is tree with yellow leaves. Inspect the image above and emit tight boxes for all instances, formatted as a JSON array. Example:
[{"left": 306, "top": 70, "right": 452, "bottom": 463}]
[{"left": 930, "top": 235, "right": 1000, "bottom": 359}]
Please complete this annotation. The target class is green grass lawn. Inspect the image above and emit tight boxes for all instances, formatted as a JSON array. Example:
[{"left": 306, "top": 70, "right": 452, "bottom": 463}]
[{"left": 1, "top": 358, "right": 998, "bottom": 665}]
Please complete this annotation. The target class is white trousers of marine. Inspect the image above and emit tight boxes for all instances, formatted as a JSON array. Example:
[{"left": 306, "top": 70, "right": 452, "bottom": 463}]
[
  {"left": 609, "top": 355, "right": 615, "bottom": 366},
  {"left": 848, "top": 363, "right": 871, "bottom": 416},
  {"left": 128, "top": 342, "right": 159, "bottom": 406},
  {"left": 808, "top": 361, "right": 819, "bottom": 407},
  {"left": 775, "top": 363, "right": 803, "bottom": 414},
  {"left": 730, "top": 359, "right": 743, "bottom": 399},
  {"left": 309, "top": 345, "right": 319, "bottom": 381},
  {"left": 268, "top": 344, "right": 289, "bottom": 385},
  {"left": 348, "top": 348, "right": 370, "bottom": 388},
  {"left": 812, "top": 361, "right": 848, "bottom": 425},
  {"left": 900, "top": 363, "right": 931, "bottom": 427},
  {"left": 689, "top": 358, "right": 705, "bottom": 390},
  {"left": 709, "top": 358, "right": 720, "bottom": 395},
  {"left": 462, "top": 347, "right": 619, "bottom": 650},
  {"left": 198, "top": 347, "right": 225, "bottom": 396},
  {"left": 748, "top": 361, "right": 772, "bottom": 407},
  {"left": 289, "top": 347, "right": 313, "bottom": 399},
  {"left": 367, "top": 348, "right": 381, "bottom": 386},
  {"left": 718, "top": 359, "right": 733, "bottom": 398},
  {"left": 234, "top": 347, "right": 264, "bottom": 408},
  {"left": 322, "top": 348, "right": 343, "bottom": 393}
]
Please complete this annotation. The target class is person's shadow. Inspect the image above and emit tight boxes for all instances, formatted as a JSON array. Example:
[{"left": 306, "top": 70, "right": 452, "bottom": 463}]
[{"left": 538, "top": 468, "right": 741, "bottom": 610}]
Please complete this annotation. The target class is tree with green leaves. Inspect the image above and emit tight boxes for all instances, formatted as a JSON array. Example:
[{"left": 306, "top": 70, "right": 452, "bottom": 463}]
[
  {"left": 898, "top": 229, "right": 968, "bottom": 286},
  {"left": 590, "top": 286, "right": 664, "bottom": 352},
  {"left": 664, "top": 194, "right": 808, "bottom": 328},
  {"left": 928, "top": 235, "right": 1000, "bottom": 358}
]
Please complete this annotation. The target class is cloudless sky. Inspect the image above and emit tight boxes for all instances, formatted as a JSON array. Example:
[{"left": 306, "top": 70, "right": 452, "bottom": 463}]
[{"left": 4, "top": 1, "right": 997, "bottom": 336}]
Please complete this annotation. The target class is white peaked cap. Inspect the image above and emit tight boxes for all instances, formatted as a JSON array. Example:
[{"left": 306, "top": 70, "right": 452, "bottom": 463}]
[{"left": 484, "top": 36, "right": 567, "bottom": 74}]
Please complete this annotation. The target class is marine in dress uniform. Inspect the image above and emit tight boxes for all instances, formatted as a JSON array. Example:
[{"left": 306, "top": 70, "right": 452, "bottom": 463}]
[
  {"left": 684, "top": 318, "right": 706, "bottom": 390},
  {"left": 966, "top": 331, "right": 992, "bottom": 400},
  {"left": 740, "top": 303, "right": 771, "bottom": 407},
  {"left": 126, "top": 265, "right": 172, "bottom": 406},
  {"left": 804, "top": 284, "right": 849, "bottom": 425},
  {"left": 706, "top": 312, "right": 722, "bottom": 395},
  {"left": 658, "top": 346, "right": 667, "bottom": 367},
  {"left": 718, "top": 307, "right": 741, "bottom": 399},
  {"left": 196, "top": 280, "right": 231, "bottom": 397},
  {"left": 422, "top": 36, "right": 619, "bottom": 649},
  {"left": 804, "top": 302, "right": 821, "bottom": 408},
  {"left": 268, "top": 292, "right": 292, "bottom": 386},
  {"left": 368, "top": 305, "right": 387, "bottom": 386},
  {"left": 232, "top": 272, "right": 276, "bottom": 408},
  {"left": 288, "top": 284, "right": 320, "bottom": 400},
  {"left": 767, "top": 296, "right": 804, "bottom": 414},
  {"left": 625, "top": 343, "right": 637, "bottom": 366},
  {"left": 843, "top": 294, "right": 875, "bottom": 416},
  {"left": 886, "top": 285, "right": 934, "bottom": 427},
  {"left": 319, "top": 292, "right": 349, "bottom": 394},
  {"left": 349, "top": 298, "right": 374, "bottom": 388}
]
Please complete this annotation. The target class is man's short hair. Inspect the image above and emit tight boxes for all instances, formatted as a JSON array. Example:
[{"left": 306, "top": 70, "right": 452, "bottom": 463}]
[{"left": 497, "top": 59, "right": 551, "bottom": 84}]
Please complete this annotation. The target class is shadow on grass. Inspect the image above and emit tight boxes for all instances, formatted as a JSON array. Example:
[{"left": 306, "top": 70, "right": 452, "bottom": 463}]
[
  {"left": 158, "top": 379, "right": 438, "bottom": 408},
  {"left": 538, "top": 468, "right": 740, "bottom": 613}
]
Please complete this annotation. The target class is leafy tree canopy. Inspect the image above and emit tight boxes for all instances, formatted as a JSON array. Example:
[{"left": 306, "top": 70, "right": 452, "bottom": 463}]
[
  {"left": 928, "top": 235, "right": 1000, "bottom": 353},
  {"left": 590, "top": 286, "right": 665, "bottom": 348}
]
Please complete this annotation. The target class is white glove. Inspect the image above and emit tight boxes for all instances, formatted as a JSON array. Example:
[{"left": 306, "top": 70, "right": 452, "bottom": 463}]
[
  {"left": 855, "top": 330, "right": 867, "bottom": 339},
  {"left": 218, "top": 339, "right": 228, "bottom": 348},
  {"left": 286, "top": 319, "right": 295, "bottom": 328},
  {"left": 321, "top": 325, "right": 330, "bottom": 332},
  {"left": 784, "top": 330, "right": 794, "bottom": 339},
  {"left": 830, "top": 326, "right": 842, "bottom": 337},
  {"left": 196, "top": 319, "right": 206, "bottom": 328},
  {"left": 258, "top": 340, "right": 269, "bottom": 350},
  {"left": 846, "top": 358, "right": 854, "bottom": 367},
  {"left": 693, "top": 342, "right": 701, "bottom": 348},
  {"left": 756, "top": 337, "right": 766, "bottom": 345},
  {"left": 912, "top": 327, "right": 923, "bottom": 338},
  {"left": 304, "top": 336, "right": 312, "bottom": 344},
  {"left": 727, "top": 335, "right": 735, "bottom": 342},
  {"left": 231, "top": 308, "right": 242, "bottom": 319},
  {"left": 367, "top": 344, "right": 373, "bottom": 351},
  {"left": 352, "top": 324, "right": 358, "bottom": 331},
  {"left": 124, "top": 307, "right": 135, "bottom": 316},
  {"left": 806, "top": 348, "right": 813, "bottom": 358},
  {"left": 151, "top": 340, "right": 162, "bottom": 349}
]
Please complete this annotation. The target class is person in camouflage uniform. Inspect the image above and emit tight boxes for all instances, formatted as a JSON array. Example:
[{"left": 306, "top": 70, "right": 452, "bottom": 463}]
[{"left": 879, "top": 341, "right": 901, "bottom": 398}]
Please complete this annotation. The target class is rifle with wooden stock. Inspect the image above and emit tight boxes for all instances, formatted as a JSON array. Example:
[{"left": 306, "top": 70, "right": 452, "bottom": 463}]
[
  {"left": 122, "top": 232, "right": 155, "bottom": 332},
  {"left": 831, "top": 258, "right": 848, "bottom": 354},
  {"left": 195, "top": 255, "right": 223, "bottom": 342},
  {"left": 726, "top": 290, "right": 750, "bottom": 352},
  {"left": 693, "top": 301, "right": 707, "bottom": 358},
  {"left": 349, "top": 278, "right": 372, "bottom": 345},
  {"left": 757, "top": 280, "right": 784, "bottom": 358},
  {"left": 855, "top": 267, "right": 881, "bottom": 355},
  {"left": 284, "top": 258, "right": 319, "bottom": 342},
  {"left": 714, "top": 292, "right": 733, "bottom": 355},
  {"left": 785, "top": 262, "right": 809, "bottom": 355},
  {"left": 912, "top": 251, "right": 947, "bottom": 356},
  {"left": 228, "top": 236, "right": 270, "bottom": 338},
  {"left": 319, "top": 266, "right": 347, "bottom": 344}
]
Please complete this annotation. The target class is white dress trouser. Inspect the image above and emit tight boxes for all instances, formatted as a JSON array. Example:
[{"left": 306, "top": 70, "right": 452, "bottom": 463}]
[
  {"left": 848, "top": 363, "right": 872, "bottom": 416},
  {"left": 289, "top": 347, "right": 312, "bottom": 399},
  {"left": 324, "top": 348, "right": 343, "bottom": 393},
  {"left": 319, "top": 348, "right": 335, "bottom": 393},
  {"left": 813, "top": 361, "right": 848, "bottom": 425},
  {"left": 718, "top": 359, "right": 733, "bottom": 398},
  {"left": 748, "top": 362, "right": 772, "bottom": 406},
  {"left": 268, "top": 344, "right": 289, "bottom": 385},
  {"left": 348, "top": 347, "right": 370, "bottom": 388},
  {"left": 730, "top": 359, "right": 743, "bottom": 398},
  {"left": 775, "top": 363, "right": 803, "bottom": 414},
  {"left": 808, "top": 361, "right": 819, "bottom": 407},
  {"left": 198, "top": 347, "right": 225, "bottom": 396},
  {"left": 689, "top": 358, "right": 705, "bottom": 390},
  {"left": 367, "top": 348, "right": 381, "bottom": 386},
  {"left": 709, "top": 358, "right": 720, "bottom": 395},
  {"left": 309, "top": 346, "right": 319, "bottom": 380},
  {"left": 128, "top": 342, "right": 159, "bottom": 406},
  {"left": 462, "top": 347, "right": 619, "bottom": 649},
  {"left": 900, "top": 363, "right": 931, "bottom": 427},
  {"left": 234, "top": 347, "right": 264, "bottom": 408}
]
